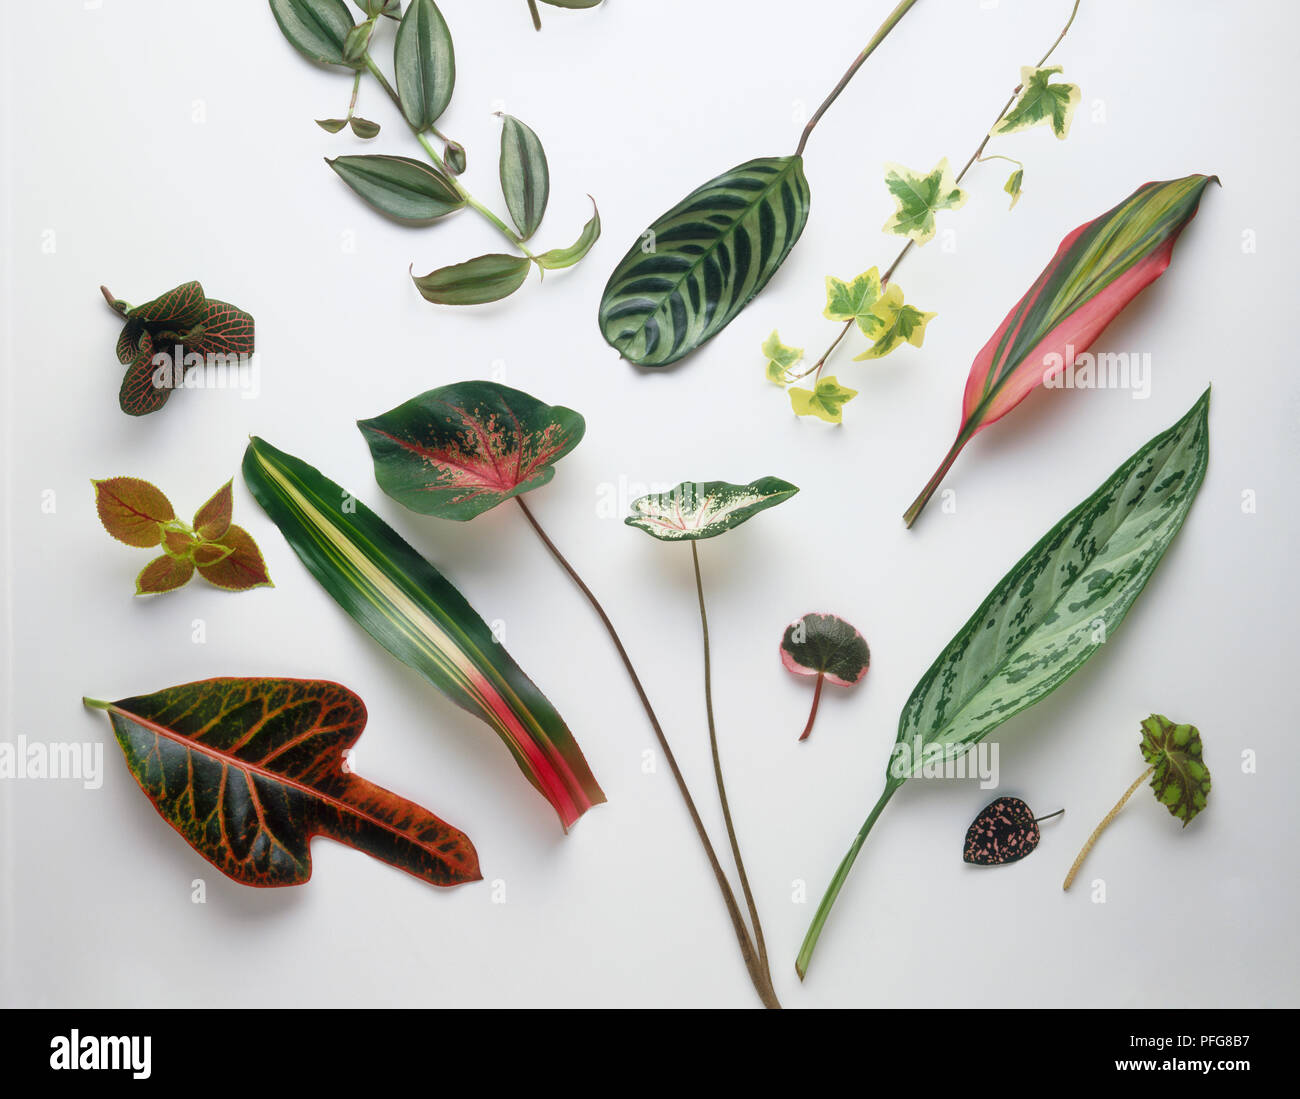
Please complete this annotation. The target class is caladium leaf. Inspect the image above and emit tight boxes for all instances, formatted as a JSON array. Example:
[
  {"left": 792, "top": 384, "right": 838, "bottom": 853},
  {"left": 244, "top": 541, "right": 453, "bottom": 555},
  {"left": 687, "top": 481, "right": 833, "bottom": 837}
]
[
  {"left": 328, "top": 154, "right": 464, "bottom": 224},
  {"left": 962, "top": 797, "right": 1060, "bottom": 865},
  {"left": 598, "top": 155, "right": 811, "bottom": 367},
  {"left": 84, "top": 678, "right": 480, "bottom": 887},
  {"left": 797, "top": 391, "right": 1211, "bottom": 978},
  {"left": 412, "top": 253, "right": 532, "bottom": 305},
  {"left": 242, "top": 437, "right": 605, "bottom": 830},
  {"left": 1140, "top": 714, "right": 1211, "bottom": 826},
  {"left": 881, "top": 158, "right": 967, "bottom": 245},
  {"left": 394, "top": 0, "right": 455, "bottom": 130},
  {"left": 851, "top": 284, "right": 935, "bottom": 361},
  {"left": 535, "top": 198, "right": 601, "bottom": 270},
  {"left": 498, "top": 114, "right": 549, "bottom": 241},
  {"left": 762, "top": 330, "right": 803, "bottom": 384},
  {"left": 269, "top": 0, "right": 359, "bottom": 69},
  {"left": 780, "top": 613, "right": 870, "bottom": 741},
  {"left": 992, "top": 66, "right": 1081, "bottom": 140},
  {"left": 824, "top": 268, "right": 882, "bottom": 332},
  {"left": 625, "top": 477, "right": 798, "bottom": 542},
  {"left": 358, "top": 381, "right": 585, "bottom": 521},
  {"left": 93, "top": 477, "right": 175, "bottom": 547},
  {"left": 903, "top": 173, "right": 1217, "bottom": 526},
  {"left": 789, "top": 377, "right": 857, "bottom": 423}
]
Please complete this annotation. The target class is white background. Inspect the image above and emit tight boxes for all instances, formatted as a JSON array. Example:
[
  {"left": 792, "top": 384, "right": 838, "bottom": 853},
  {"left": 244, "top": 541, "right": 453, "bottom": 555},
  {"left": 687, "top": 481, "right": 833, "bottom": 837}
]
[{"left": 2, "top": 0, "right": 1296, "bottom": 1009}]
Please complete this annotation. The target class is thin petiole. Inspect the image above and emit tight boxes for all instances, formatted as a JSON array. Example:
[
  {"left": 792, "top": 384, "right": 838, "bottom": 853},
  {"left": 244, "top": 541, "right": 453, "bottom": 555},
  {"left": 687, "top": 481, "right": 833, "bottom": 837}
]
[{"left": 1063, "top": 765, "right": 1152, "bottom": 891}]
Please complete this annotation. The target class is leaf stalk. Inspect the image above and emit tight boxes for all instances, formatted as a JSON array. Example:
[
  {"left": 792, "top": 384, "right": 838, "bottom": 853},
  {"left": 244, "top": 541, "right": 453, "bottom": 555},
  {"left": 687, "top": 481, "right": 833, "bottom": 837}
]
[{"left": 1062, "top": 765, "right": 1152, "bottom": 890}]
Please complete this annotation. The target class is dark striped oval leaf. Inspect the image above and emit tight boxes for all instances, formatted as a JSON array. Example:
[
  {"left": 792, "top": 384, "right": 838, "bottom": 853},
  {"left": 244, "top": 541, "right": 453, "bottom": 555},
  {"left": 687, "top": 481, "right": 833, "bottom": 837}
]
[
  {"left": 328, "top": 154, "right": 464, "bottom": 223},
  {"left": 499, "top": 115, "right": 549, "bottom": 240},
  {"left": 395, "top": 0, "right": 455, "bottom": 130},
  {"left": 598, "top": 155, "right": 811, "bottom": 367},
  {"left": 269, "top": 0, "right": 358, "bottom": 68},
  {"left": 412, "top": 253, "right": 531, "bottom": 305}
]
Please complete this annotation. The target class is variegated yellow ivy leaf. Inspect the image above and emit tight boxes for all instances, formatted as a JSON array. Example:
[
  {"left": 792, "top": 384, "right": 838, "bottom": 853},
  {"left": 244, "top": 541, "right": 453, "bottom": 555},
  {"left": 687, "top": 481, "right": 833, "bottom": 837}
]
[
  {"left": 762, "top": 330, "right": 803, "bottom": 384},
  {"left": 790, "top": 377, "right": 857, "bottom": 423},
  {"left": 881, "top": 158, "right": 968, "bottom": 245},
  {"left": 852, "top": 284, "right": 935, "bottom": 361},
  {"left": 823, "top": 268, "right": 883, "bottom": 333},
  {"left": 992, "top": 66, "right": 1081, "bottom": 140},
  {"left": 1005, "top": 167, "right": 1024, "bottom": 209}
]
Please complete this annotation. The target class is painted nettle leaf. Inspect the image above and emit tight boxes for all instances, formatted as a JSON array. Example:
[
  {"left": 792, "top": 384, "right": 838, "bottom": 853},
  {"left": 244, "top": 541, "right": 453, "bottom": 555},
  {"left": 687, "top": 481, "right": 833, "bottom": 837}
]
[
  {"left": 242, "top": 437, "right": 605, "bottom": 831},
  {"left": 327, "top": 155, "right": 465, "bottom": 224},
  {"left": 797, "top": 389, "right": 1211, "bottom": 978},
  {"left": 394, "top": 0, "right": 456, "bottom": 130},
  {"left": 903, "top": 173, "right": 1217, "bottom": 526},
  {"left": 624, "top": 477, "right": 800, "bottom": 541},
  {"left": 84, "top": 678, "right": 480, "bottom": 888},
  {"left": 269, "top": 0, "right": 360, "bottom": 69},
  {"left": 358, "top": 382, "right": 584, "bottom": 520},
  {"left": 498, "top": 115, "right": 549, "bottom": 241}
]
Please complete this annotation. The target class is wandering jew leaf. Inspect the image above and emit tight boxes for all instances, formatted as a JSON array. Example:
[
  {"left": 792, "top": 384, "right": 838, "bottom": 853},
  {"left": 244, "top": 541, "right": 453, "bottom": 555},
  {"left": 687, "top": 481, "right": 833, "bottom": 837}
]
[
  {"left": 343, "top": 18, "right": 374, "bottom": 62},
  {"left": 535, "top": 199, "right": 601, "bottom": 270},
  {"left": 993, "top": 66, "right": 1081, "bottom": 140},
  {"left": 316, "top": 117, "right": 349, "bottom": 133},
  {"left": 498, "top": 115, "right": 549, "bottom": 240},
  {"left": 269, "top": 0, "right": 359, "bottom": 68},
  {"left": 625, "top": 477, "right": 798, "bottom": 541},
  {"left": 84, "top": 678, "right": 480, "bottom": 887},
  {"left": 1140, "top": 714, "right": 1211, "bottom": 825},
  {"left": 790, "top": 377, "right": 857, "bottom": 423},
  {"left": 395, "top": 0, "right": 456, "bottom": 130},
  {"left": 881, "top": 158, "right": 967, "bottom": 245},
  {"left": 349, "top": 116, "right": 381, "bottom": 139},
  {"left": 411, "top": 253, "right": 532, "bottom": 305},
  {"left": 598, "top": 156, "right": 811, "bottom": 367},
  {"left": 851, "top": 284, "right": 935, "bottom": 360},
  {"left": 359, "top": 381, "right": 585, "bottom": 521},
  {"left": 328, "top": 154, "right": 464, "bottom": 223}
]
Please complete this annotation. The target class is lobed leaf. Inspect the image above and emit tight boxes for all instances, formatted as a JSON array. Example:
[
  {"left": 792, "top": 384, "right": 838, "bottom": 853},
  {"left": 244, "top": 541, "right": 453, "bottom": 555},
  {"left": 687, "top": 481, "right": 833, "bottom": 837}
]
[
  {"left": 881, "top": 158, "right": 967, "bottom": 245},
  {"left": 790, "top": 377, "right": 857, "bottom": 422},
  {"left": 992, "top": 66, "right": 1081, "bottom": 140}
]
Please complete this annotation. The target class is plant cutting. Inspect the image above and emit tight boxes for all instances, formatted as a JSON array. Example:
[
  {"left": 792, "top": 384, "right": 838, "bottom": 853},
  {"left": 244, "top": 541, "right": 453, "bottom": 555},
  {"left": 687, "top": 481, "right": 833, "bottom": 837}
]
[
  {"left": 525, "top": 0, "right": 601, "bottom": 32},
  {"left": 83, "top": 677, "right": 481, "bottom": 887},
  {"left": 796, "top": 389, "right": 1211, "bottom": 979},
  {"left": 963, "top": 797, "right": 1063, "bottom": 866},
  {"left": 269, "top": 0, "right": 600, "bottom": 305},
  {"left": 902, "top": 172, "right": 1216, "bottom": 526},
  {"left": 1063, "top": 714, "right": 1210, "bottom": 889},
  {"left": 241, "top": 435, "right": 604, "bottom": 831},
  {"left": 356, "top": 381, "right": 790, "bottom": 1007},
  {"left": 779, "top": 613, "right": 870, "bottom": 741}
]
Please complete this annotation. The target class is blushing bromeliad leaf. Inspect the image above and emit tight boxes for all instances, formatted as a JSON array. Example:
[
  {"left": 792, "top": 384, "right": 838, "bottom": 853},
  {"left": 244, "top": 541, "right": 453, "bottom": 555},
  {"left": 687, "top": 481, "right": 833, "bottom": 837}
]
[
  {"left": 242, "top": 437, "right": 605, "bottom": 830},
  {"left": 852, "top": 284, "right": 935, "bottom": 361},
  {"left": 789, "top": 377, "right": 858, "bottom": 423},
  {"left": 1140, "top": 714, "right": 1211, "bottom": 826},
  {"left": 358, "top": 381, "right": 585, "bottom": 521},
  {"left": 824, "top": 268, "right": 882, "bottom": 332},
  {"left": 84, "top": 678, "right": 480, "bottom": 887},
  {"left": 625, "top": 477, "right": 798, "bottom": 542},
  {"left": 904, "top": 174, "right": 1217, "bottom": 526},
  {"left": 762, "top": 330, "right": 803, "bottom": 384},
  {"left": 797, "top": 390, "right": 1211, "bottom": 978},
  {"left": 881, "top": 158, "right": 967, "bottom": 245},
  {"left": 598, "top": 156, "right": 811, "bottom": 367},
  {"left": 992, "top": 66, "right": 1081, "bottom": 140}
]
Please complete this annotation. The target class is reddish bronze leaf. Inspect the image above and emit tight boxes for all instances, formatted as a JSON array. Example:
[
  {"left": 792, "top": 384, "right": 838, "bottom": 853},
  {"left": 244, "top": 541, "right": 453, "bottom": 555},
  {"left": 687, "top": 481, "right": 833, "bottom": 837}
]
[
  {"left": 136, "top": 554, "right": 194, "bottom": 594},
  {"left": 193, "top": 480, "right": 234, "bottom": 541},
  {"left": 85, "top": 678, "right": 482, "bottom": 888},
  {"left": 195, "top": 524, "right": 272, "bottom": 591},
  {"left": 93, "top": 477, "right": 175, "bottom": 547}
]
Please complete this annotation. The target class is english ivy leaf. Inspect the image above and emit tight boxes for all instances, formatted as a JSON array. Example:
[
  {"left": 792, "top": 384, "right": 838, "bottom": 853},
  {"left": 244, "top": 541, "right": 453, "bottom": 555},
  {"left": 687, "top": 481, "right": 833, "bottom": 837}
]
[
  {"left": 762, "top": 330, "right": 803, "bottom": 384},
  {"left": 992, "top": 65, "right": 1081, "bottom": 140},
  {"left": 823, "top": 267, "right": 883, "bottom": 333},
  {"left": 789, "top": 377, "right": 858, "bottom": 423},
  {"left": 1140, "top": 714, "right": 1211, "bottom": 826},
  {"left": 349, "top": 116, "right": 381, "bottom": 139},
  {"left": 136, "top": 554, "right": 195, "bottom": 595},
  {"left": 93, "top": 477, "right": 175, "bottom": 548},
  {"left": 315, "top": 117, "right": 349, "bottom": 133},
  {"left": 625, "top": 477, "right": 798, "bottom": 542},
  {"left": 852, "top": 284, "right": 935, "bottom": 360},
  {"left": 1005, "top": 167, "right": 1024, "bottom": 209},
  {"left": 881, "top": 158, "right": 968, "bottom": 245}
]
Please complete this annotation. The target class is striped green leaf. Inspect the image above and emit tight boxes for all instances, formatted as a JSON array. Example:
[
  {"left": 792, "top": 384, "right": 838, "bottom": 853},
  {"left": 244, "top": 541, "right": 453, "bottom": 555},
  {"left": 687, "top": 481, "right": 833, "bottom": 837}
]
[
  {"left": 536, "top": 198, "right": 600, "bottom": 270},
  {"left": 327, "top": 154, "right": 464, "bottom": 223},
  {"left": 498, "top": 115, "right": 549, "bottom": 241},
  {"left": 598, "top": 155, "right": 811, "bottom": 367},
  {"left": 797, "top": 389, "right": 1211, "bottom": 979},
  {"left": 395, "top": 0, "right": 455, "bottom": 130},
  {"left": 242, "top": 437, "right": 605, "bottom": 831},
  {"left": 269, "top": 0, "right": 359, "bottom": 68},
  {"left": 412, "top": 253, "right": 532, "bottom": 305}
]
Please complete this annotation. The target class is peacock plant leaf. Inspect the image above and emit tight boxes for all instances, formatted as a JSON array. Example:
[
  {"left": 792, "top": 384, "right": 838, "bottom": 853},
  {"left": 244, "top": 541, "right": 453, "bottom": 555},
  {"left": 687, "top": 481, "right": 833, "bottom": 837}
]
[
  {"left": 797, "top": 390, "right": 1211, "bottom": 978},
  {"left": 358, "top": 381, "right": 585, "bottom": 521},
  {"left": 84, "top": 678, "right": 480, "bottom": 887},
  {"left": 625, "top": 477, "right": 799, "bottom": 541},
  {"left": 903, "top": 173, "right": 1217, "bottom": 526},
  {"left": 242, "top": 437, "right": 605, "bottom": 830}
]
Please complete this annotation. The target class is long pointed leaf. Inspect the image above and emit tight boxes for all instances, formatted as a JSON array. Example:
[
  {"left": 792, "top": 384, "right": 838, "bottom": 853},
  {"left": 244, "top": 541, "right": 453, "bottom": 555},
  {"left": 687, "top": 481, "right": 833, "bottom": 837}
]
[{"left": 394, "top": 0, "right": 455, "bottom": 130}]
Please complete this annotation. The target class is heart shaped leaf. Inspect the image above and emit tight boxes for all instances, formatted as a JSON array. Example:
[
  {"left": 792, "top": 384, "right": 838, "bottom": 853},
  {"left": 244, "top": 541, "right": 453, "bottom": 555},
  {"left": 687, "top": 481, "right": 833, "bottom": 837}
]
[
  {"left": 1140, "top": 714, "right": 1211, "bottom": 826},
  {"left": 780, "top": 612, "right": 870, "bottom": 741},
  {"left": 328, "top": 155, "right": 464, "bottom": 223},
  {"left": 84, "top": 678, "right": 480, "bottom": 887},
  {"left": 358, "top": 381, "right": 585, "bottom": 521},
  {"left": 625, "top": 477, "right": 798, "bottom": 542}
]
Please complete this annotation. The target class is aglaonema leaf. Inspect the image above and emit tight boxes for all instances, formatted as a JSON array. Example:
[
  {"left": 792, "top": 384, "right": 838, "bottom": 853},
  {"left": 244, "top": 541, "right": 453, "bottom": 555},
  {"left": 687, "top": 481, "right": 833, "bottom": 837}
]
[
  {"left": 269, "top": 0, "right": 359, "bottom": 69},
  {"left": 394, "top": 0, "right": 455, "bottom": 130},
  {"left": 498, "top": 115, "right": 549, "bottom": 241},
  {"left": 327, "top": 154, "right": 464, "bottom": 224},
  {"left": 598, "top": 156, "right": 811, "bottom": 367},
  {"left": 358, "top": 381, "right": 585, "bottom": 521},
  {"left": 242, "top": 437, "right": 605, "bottom": 830},
  {"left": 903, "top": 173, "right": 1217, "bottom": 527},
  {"left": 84, "top": 678, "right": 480, "bottom": 887},
  {"left": 625, "top": 477, "right": 798, "bottom": 541},
  {"left": 797, "top": 389, "right": 1211, "bottom": 979}
]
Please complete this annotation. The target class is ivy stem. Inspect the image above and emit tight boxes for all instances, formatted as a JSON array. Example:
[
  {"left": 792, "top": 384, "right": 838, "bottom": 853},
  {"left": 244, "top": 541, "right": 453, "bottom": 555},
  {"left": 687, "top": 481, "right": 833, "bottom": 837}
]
[
  {"left": 794, "top": 0, "right": 922, "bottom": 158},
  {"left": 527, "top": 0, "right": 542, "bottom": 31},
  {"left": 798, "top": 673, "right": 825, "bottom": 742},
  {"left": 690, "top": 541, "right": 773, "bottom": 988},
  {"left": 1063, "top": 765, "right": 1152, "bottom": 891},
  {"left": 515, "top": 497, "right": 780, "bottom": 1009}
]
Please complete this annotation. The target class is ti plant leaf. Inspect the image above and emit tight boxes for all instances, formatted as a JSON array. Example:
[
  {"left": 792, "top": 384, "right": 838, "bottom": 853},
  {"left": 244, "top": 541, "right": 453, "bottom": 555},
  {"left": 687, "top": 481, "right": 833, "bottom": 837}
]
[
  {"left": 851, "top": 284, "right": 935, "bottom": 361},
  {"left": 992, "top": 66, "right": 1081, "bottom": 140},
  {"left": 625, "top": 477, "right": 798, "bottom": 542},
  {"left": 762, "top": 330, "right": 803, "bottom": 384},
  {"left": 242, "top": 437, "right": 605, "bottom": 831},
  {"left": 789, "top": 377, "right": 858, "bottom": 423},
  {"left": 797, "top": 390, "right": 1211, "bottom": 979},
  {"left": 84, "top": 678, "right": 480, "bottom": 888},
  {"left": 780, "top": 613, "right": 870, "bottom": 741},
  {"left": 903, "top": 173, "right": 1217, "bottom": 527},
  {"left": 269, "top": 0, "right": 360, "bottom": 69},
  {"left": 598, "top": 156, "right": 811, "bottom": 367},
  {"left": 498, "top": 115, "right": 550, "bottom": 241},
  {"left": 824, "top": 268, "right": 882, "bottom": 332},
  {"left": 394, "top": 0, "right": 456, "bottom": 130},
  {"left": 963, "top": 797, "right": 1062, "bottom": 866},
  {"left": 411, "top": 253, "right": 533, "bottom": 305},
  {"left": 358, "top": 381, "right": 585, "bottom": 521},
  {"left": 327, "top": 154, "right": 465, "bottom": 224},
  {"left": 881, "top": 158, "right": 968, "bottom": 245}
]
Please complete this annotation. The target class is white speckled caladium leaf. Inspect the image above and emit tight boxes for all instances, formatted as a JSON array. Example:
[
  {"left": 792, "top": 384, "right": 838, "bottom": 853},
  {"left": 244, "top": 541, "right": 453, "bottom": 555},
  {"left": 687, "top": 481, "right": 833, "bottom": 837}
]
[{"left": 624, "top": 477, "right": 798, "bottom": 541}]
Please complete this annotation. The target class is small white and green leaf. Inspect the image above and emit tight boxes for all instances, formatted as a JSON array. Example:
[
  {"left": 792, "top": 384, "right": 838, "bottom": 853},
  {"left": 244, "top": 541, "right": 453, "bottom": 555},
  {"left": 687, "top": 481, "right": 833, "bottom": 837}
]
[
  {"left": 992, "top": 65, "right": 1081, "bottom": 140},
  {"left": 852, "top": 284, "right": 935, "bottom": 361},
  {"left": 824, "top": 268, "right": 883, "bottom": 334},
  {"left": 789, "top": 377, "right": 858, "bottom": 423},
  {"left": 625, "top": 477, "right": 798, "bottom": 541},
  {"left": 881, "top": 158, "right": 968, "bottom": 245},
  {"left": 762, "top": 330, "right": 803, "bottom": 384},
  {"left": 1004, "top": 167, "right": 1024, "bottom": 209}
]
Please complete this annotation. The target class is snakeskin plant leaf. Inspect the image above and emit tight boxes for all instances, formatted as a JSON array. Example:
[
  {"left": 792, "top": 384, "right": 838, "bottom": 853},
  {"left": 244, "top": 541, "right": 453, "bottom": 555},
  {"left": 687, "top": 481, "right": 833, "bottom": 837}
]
[
  {"left": 85, "top": 677, "right": 480, "bottom": 887},
  {"left": 598, "top": 156, "right": 811, "bottom": 367},
  {"left": 624, "top": 477, "right": 799, "bottom": 541}
]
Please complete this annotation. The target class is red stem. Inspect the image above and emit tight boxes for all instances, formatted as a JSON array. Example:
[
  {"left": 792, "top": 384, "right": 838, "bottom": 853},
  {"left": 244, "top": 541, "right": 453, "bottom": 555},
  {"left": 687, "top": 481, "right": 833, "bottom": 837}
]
[{"left": 798, "top": 673, "right": 825, "bottom": 742}]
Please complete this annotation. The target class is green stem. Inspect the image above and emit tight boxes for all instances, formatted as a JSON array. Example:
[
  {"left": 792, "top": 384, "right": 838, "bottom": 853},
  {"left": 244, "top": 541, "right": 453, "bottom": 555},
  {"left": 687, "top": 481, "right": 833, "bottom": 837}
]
[
  {"left": 81, "top": 697, "right": 112, "bottom": 711},
  {"left": 796, "top": 780, "right": 902, "bottom": 981}
]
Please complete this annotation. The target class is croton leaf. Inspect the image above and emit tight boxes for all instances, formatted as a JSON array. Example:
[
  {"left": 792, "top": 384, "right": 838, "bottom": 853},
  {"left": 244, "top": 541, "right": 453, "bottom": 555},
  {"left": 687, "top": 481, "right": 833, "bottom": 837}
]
[
  {"left": 598, "top": 155, "right": 811, "bottom": 367},
  {"left": 780, "top": 613, "right": 870, "bottom": 741},
  {"left": 269, "top": 0, "right": 359, "bottom": 69},
  {"left": 790, "top": 377, "right": 857, "bottom": 423},
  {"left": 881, "top": 158, "right": 968, "bottom": 245},
  {"left": 852, "top": 284, "right": 935, "bottom": 361},
  {"left": 498, "top": 114, "right": 549, "bottom": 241},
  {"left": 823, "top": 268, "right": 882, "bottom": 331},
  {"left": 762, "top": 330, "right": 803, "bottom": 384},
  {"left": 84, "top": 678, "right": 480, "bottom": 887},
  {"left": 328, "top": 154, "right": 465, "bottom": 224},
  {"left": 243, "top": 437, "right": 605, "bottom": 830},
  {"left": 535, "top": 198, "right": 601, "bottom": 270},
  {"left": 193, "top": 480, "right": 234, "bottom": 542},
  {"left": 412, "top": 253, "right": 532, "bottom": 305},
  {"left": 93, "top": 477, "right": 175, "bottom": 548},
  {"left": 136, "top": 554, "right": 195, "bottom": 595},
  {"left": 194, "top": 525, "right": 273, "bottom": 592},
  {"left": 358, "top": 381, "right": 585, "bottom": 521},
  {"left": 625, "top": 477, "right": 799, "bottom": 542},
  {"left": 992, "top": 65, "right": 1081, "bottom": 140},
  {"left": 903, "top": 174, "right": 1216, "bottom": 526},
  {"left": 1140, "top": 714, "right": 1211, "bottom": 826},
  {"left": 394, "top": 0, "right": 456, "bottom": 130}
]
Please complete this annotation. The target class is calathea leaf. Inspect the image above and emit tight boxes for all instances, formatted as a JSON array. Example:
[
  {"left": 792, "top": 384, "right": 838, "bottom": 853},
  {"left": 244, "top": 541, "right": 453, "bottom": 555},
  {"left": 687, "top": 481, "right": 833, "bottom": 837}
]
[
  {"left": 327, "top": 154, "right": 464, "bottom": 223},
  {"left": 535, "top": 198, "right": 601, "bottom": 270},
  {"left": 796, "top": 390, "right": 1211, "bottom": 978},
  {"left": 598, "top": 156, "right": 811, "bottom": 367},
  {"left": 789, "top": 377, "right": 857, "bottom": 423},
  {"left": 903, "top": 173, "right": 1217, "bottom": 527},
  {"left": 242, "top": 437, "right": 605, "bottom": 830},
  {"left": 1140, "top": 714, "right": 1211, "bottom": 825},
  {"left": 992, "top": 66, "right": 1081, "bottom": 140},
  {"left": 269, "top": 0, "right": 360, "bottom": 69},
  {"left": 394, "top": 0, "right": 456, "bottom": 130},
  {"left": 412, "top": 253, "right": 532, "bottom": 305},
  {"left": 625, "top": 477, "right": 798, "bottom": 541},
  {"left": 498, "top": 115, "right": 549, "bottom": 241},
  {"left": 881, "top": 158, "right": 967, "bottom": 245},
  {"left": 84, "top": 678, "right": 480, "bottom": 887},
  {"left": 358, "top": 381, "right": 585, "bottom": 521}
]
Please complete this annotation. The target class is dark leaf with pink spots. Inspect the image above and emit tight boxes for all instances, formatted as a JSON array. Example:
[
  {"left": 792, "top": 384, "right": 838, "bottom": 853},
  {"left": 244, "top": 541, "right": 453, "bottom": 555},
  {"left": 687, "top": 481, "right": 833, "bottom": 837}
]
[{"left": 963, "top": 796, "right": 1061, "bottom": 866}]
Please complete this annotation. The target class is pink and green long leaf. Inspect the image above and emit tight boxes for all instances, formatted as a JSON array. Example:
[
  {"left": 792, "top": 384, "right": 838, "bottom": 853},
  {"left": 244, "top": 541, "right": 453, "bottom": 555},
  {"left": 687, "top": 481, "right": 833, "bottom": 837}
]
[{"left": 904, "top": 174, "right": 1217, "bottom": 527}]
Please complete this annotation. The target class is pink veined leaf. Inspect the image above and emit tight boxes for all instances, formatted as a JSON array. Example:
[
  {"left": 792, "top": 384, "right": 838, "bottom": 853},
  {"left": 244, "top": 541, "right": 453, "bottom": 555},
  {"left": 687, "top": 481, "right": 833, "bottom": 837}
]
[{"left": 903, "top": 173, "right": 1217, "bottom": 527}]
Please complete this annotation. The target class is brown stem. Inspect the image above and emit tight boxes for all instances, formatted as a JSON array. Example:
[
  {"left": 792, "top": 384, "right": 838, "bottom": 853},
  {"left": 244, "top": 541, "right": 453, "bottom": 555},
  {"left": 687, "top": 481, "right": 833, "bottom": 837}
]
[
  {"left": 1063, "top": 765, "right": 1153, "bottom": 891},
  {"left": 902, "top": 427, "right": 971, "bottom": 528},
  {"left": 100, "top": 285, "right": 128, "bottom": 316},
  {"left": 515, "top": 497, "right": 780, "bottom": 1008},
  {"left": 798, "top": 673, "right": 825, "bottom": 742},
  {"left": 527, "top": 0, "right": 542, "bottom": 31}
]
